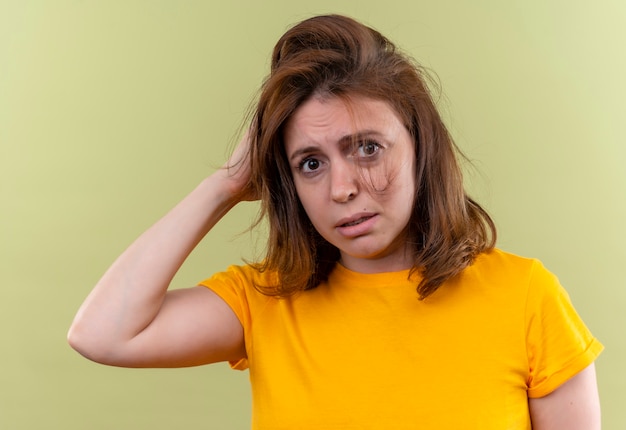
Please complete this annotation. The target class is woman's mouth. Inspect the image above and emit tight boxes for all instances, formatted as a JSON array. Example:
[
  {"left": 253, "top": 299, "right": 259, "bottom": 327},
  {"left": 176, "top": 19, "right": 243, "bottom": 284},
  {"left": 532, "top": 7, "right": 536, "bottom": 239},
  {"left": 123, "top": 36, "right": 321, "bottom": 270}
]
[
  {"left": 336, "top": 214, "right": 378, "bottom": 237},
  {"left": 341, "top": 216, "right": 373, "bottom": 227}
]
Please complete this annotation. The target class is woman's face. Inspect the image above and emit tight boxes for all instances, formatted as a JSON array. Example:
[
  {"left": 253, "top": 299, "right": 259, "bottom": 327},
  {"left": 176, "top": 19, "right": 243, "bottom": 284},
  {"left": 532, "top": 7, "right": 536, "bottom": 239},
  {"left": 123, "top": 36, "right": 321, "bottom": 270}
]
[{"left": 284, "top": 95, "right": 417, "bottom": 273}]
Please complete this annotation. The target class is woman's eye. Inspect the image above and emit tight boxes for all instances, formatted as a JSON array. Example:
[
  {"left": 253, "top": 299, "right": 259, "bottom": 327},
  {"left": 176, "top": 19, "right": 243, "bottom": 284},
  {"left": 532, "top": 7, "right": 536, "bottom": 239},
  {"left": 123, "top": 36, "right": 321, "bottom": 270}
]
[
  {"left": 299, "top": 158, "right": 321, "bottom": 173},
  {"left": 357, "top": 141, "right": 381, "bottom": 157}
]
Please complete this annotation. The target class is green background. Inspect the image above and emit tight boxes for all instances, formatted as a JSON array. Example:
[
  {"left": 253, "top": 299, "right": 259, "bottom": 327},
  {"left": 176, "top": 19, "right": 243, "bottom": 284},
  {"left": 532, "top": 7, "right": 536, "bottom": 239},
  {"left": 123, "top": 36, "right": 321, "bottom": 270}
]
[{"left": 1, "top": 1, "right": 624, "bottom": 428}]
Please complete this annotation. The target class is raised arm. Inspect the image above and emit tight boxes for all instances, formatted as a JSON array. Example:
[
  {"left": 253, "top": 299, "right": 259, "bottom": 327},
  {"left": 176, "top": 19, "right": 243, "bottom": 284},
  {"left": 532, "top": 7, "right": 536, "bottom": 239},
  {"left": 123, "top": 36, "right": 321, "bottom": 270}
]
[{"left": 67, "top": 135, "right": 256, "bottom": 368}]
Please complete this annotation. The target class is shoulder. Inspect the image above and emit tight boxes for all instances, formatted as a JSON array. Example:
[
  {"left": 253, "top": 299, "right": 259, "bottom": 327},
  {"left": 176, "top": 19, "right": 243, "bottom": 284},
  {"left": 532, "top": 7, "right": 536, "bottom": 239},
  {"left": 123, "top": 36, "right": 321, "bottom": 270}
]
[
  {"left": 464, "top": 248, "right": 553, "bottom": 286},
  {"left": 472, "top": 248, "right": 537, "bottom": 271},
  {"left": 441, "top": 248, "right": 569, "bottom": 310},
  {"left": 199, "top": 263, "right": 278, "bottom": 290},
  {"left": 197, "top": 263, "right": 279, "bottom": 313}
]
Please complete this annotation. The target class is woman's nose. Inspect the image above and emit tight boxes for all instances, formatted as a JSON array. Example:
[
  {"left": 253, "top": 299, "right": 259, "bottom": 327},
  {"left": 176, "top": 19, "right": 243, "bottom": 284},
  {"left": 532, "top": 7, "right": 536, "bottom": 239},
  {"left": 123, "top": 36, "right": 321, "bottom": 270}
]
[{"left": 330, "top": 161, "right": 359, "bottom": 203}]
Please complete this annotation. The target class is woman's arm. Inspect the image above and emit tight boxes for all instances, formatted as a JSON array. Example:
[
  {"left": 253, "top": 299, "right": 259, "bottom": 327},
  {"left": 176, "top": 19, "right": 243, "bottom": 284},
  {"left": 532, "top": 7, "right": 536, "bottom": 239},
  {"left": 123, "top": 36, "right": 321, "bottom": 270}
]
[
  {"left": 529, "top": 363, "right": 601, "bottom": 429},
  {"left": 68, "top": 136, "right": 255, "bottom": 368}
]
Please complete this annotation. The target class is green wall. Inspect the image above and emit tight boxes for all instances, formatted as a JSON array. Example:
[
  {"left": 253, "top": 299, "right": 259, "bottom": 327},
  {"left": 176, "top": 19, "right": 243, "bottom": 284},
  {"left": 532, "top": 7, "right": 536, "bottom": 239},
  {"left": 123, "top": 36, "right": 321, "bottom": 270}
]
[{"left": 1, "top": 1, "right": 624, "bottom": 428}]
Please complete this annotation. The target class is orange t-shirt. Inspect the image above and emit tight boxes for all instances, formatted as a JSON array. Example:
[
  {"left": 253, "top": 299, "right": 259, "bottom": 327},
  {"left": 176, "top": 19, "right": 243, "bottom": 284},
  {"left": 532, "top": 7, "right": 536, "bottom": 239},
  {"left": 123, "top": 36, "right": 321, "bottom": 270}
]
[{"left": 199, "top": 249, "right": 603, "bottom": 429}]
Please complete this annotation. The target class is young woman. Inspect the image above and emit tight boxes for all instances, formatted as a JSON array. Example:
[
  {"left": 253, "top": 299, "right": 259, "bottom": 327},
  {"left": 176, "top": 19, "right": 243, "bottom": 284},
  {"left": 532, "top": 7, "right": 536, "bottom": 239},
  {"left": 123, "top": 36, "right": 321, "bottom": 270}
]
[{"left": 68, "top": 14, "right": 603, "bottom": 429}]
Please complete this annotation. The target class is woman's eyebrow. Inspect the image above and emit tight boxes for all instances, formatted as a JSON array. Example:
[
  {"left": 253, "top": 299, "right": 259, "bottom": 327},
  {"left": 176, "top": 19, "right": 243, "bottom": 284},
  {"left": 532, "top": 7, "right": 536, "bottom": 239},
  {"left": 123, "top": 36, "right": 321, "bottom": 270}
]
[
  {"left": 337, "top": 130, "right": 384, "bottom": 147},
  {"left": 288, "top": 146, "right": 319, "bottom": 162},
  {"left": 344, "top": 130, "right": 382, "bottom": 140}
]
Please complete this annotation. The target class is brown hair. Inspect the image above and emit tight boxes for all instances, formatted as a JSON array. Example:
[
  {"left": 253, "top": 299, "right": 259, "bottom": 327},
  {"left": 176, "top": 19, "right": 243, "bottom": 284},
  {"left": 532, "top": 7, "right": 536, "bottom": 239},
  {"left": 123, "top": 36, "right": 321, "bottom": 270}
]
[{"left": 246, "top": 14, "right": 496, "bottom": 299}]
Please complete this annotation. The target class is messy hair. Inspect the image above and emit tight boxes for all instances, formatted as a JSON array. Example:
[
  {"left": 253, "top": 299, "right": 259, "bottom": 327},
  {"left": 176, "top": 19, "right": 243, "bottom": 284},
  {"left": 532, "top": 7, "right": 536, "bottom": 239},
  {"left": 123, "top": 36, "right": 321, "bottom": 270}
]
[{"left": 245, "top": 14, "right": 496, "bottom": 299}]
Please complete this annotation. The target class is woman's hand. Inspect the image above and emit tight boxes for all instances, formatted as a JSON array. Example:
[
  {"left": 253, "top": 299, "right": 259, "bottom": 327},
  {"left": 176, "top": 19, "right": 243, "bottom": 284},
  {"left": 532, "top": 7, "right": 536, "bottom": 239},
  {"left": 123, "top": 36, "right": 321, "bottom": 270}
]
[{"left": 222, "top": 129, "right": 260, "bottom": 202}]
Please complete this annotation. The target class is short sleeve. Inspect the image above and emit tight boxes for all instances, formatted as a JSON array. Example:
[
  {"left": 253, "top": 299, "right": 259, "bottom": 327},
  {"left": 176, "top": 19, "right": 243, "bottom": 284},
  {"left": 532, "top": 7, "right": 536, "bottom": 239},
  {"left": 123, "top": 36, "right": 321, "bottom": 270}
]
[
  {"left": 198, "top": 265, "right": 256, "bottom": 370},
  {"left": 525, "top": 260, "right": 603, "bottom": 398}
]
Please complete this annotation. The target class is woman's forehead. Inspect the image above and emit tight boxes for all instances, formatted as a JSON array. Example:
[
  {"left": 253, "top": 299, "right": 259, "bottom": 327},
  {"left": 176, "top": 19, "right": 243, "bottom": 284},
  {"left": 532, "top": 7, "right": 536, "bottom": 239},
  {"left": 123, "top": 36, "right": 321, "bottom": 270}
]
[
  {"left": 283, "top": 95, "right": 410, "bottom": 156},
  {"left": 286, "top": 95, "right": 403, "bottom": 135}
]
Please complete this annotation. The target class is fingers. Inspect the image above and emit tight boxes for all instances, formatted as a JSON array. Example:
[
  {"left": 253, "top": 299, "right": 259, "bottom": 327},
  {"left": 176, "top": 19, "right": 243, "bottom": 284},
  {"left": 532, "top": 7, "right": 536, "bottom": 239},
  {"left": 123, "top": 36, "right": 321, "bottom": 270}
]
[{"left": 223, "top": 129, "right": 259, "bottom": 202}]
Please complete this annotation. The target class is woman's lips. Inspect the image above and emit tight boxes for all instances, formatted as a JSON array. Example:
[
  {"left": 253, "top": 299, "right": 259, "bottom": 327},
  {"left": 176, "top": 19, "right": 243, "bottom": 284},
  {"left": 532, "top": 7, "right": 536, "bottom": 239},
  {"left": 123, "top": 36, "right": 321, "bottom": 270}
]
[
  {"left": 336, "top": 213, "right": 378, "bottom": 237},
  {"left": 342, "top": 217, "right": 370, "bottom": 227}
]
